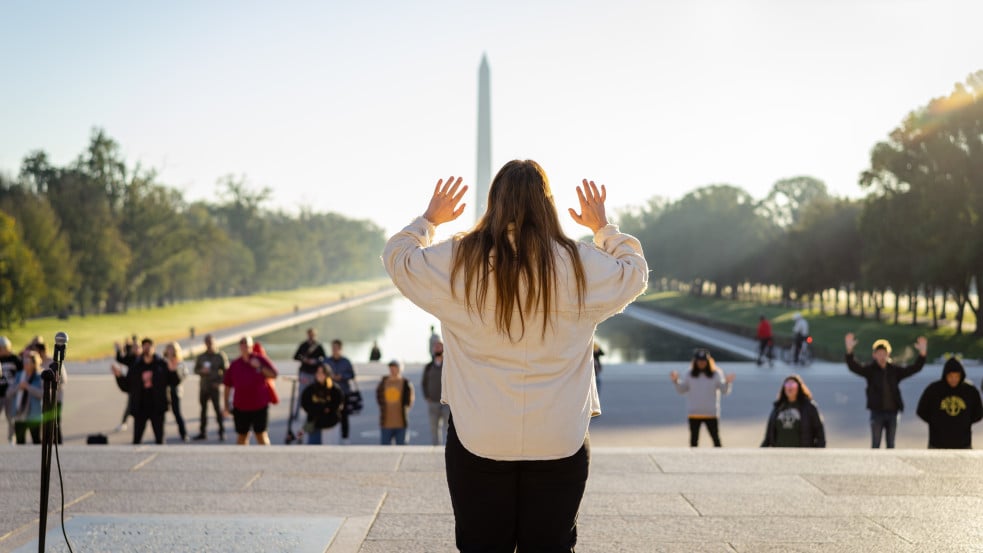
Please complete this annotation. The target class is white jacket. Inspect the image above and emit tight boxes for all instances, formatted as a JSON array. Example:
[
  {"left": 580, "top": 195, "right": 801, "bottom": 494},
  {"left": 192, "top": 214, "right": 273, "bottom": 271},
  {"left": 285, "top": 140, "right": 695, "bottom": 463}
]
[{"left": 383, "top": 217, "right": 648, "bottom": 460}]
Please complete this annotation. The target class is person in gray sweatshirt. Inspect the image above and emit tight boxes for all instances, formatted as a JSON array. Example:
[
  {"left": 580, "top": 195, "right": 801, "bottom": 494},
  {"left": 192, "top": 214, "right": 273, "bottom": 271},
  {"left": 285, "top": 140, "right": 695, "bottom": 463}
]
[
  {"left": 670, "top": 349, "right": 735, "bottom": 447},
  {"left": 421, "top": 341, "right": 449, "bottom": 445}
]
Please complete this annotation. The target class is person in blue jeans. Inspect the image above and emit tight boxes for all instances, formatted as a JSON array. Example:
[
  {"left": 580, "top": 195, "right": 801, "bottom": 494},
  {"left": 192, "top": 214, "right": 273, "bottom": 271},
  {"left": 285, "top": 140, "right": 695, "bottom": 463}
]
[
  {"left": 845, "top": 333, "right": 927, "bottom": 448},
  {"left": 376, "top": 359, "right": 413, "bottom": 445}
]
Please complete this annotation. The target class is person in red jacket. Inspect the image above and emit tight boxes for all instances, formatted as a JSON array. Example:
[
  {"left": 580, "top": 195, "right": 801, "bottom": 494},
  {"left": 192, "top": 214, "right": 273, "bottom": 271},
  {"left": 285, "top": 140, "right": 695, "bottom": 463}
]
[
  {"left": 756, "top": 315, "right": 774, "bottom": 367},
  {"left": 223, "top": 336, "right": 278, "bottom": 445}
]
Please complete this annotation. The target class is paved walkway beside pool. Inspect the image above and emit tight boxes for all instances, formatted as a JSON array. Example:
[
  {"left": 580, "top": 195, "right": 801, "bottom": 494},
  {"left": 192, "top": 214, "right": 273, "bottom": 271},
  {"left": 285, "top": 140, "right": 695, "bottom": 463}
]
[{"left": 2, "top": 445, "right": 982, "bottom": 552}]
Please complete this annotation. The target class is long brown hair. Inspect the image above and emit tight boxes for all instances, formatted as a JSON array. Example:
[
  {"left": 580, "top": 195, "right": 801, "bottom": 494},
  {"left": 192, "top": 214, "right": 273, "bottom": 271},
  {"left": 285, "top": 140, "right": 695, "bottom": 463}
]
[
  {"left": 450, "top": 160, "right": 587, "bottom": 340},
  {"left": 776, "top": 374, "right": 813, "bottom": 405}
]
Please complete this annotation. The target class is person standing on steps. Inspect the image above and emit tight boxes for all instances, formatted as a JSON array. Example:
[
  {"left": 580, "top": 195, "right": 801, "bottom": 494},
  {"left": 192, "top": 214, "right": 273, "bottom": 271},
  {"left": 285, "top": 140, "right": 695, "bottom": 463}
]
[
  {"left": 193, "top": 334, "right": 228, "bottom": 441},
  {"left": 760, "top": 374, "right": 826, "bottom": 447},
  {"left": 292, "top": 328, "right": 327, "bottom": 430},
  {"left": 916, "top": 356, "right": 983, "bottom": 449},
  {"left": 422, "top": 341, "right": 450, "bottom": 445},
  {"left": 844, "top": 333, "right": 927, "bottom": 449},
  {"left": 163, "top": 342, "right": 190, "bottom": 442},
  {"left": 223, "top": 336, "right": 278, "bottom": 446},
  {"left": 112, "top": 337, "right": 180, "bottom": 445},
  {"left": 670, "top": 348, "right": 735, "bottom": 447},
  {"left": 384, "top": 163, "right": 648, "bottom": 552},
  {"left": 324, "top": 339, "right": 357, "bottom": 444}
]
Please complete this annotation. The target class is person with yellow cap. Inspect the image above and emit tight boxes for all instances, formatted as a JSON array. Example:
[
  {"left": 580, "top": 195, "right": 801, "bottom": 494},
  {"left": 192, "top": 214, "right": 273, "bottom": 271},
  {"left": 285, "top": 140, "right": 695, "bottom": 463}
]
[{"left": 844, "top": 333, "right": 927, "bottom": 448}]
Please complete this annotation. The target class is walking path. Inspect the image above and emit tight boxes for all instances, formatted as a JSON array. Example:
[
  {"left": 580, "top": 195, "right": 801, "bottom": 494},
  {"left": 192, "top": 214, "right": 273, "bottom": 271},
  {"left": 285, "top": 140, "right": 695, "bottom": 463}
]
[{"left": 622, "top": 305, "right": 760, "bottom": 360}]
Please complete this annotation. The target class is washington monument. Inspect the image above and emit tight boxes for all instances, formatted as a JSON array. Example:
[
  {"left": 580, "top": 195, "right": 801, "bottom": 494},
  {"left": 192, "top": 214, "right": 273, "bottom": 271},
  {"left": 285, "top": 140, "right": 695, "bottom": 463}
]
[{"left": 476, "top": 54, "right": 491, "bottom": 222}]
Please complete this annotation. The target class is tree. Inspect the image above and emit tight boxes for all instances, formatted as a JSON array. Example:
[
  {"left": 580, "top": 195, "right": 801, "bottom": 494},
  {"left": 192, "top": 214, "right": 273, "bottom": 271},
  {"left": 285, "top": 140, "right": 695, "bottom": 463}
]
[
  {"left": 760, "top": 176, "right": 830, "bottom": 228},
  {"left": 0, "top": 179, "right": 79, "bottom": 315},
  {"left": 861, "top": 70, "right": 983, "bottom": 334},
  {"left": 0, "top": 212, "right": 45, "bottom": 328}
]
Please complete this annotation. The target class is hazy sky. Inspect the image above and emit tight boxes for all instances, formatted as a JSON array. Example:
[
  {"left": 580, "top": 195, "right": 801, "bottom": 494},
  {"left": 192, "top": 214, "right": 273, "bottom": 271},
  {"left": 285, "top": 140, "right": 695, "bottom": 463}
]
[{"left": 2, "top": 1, "right": 981, "bottom": 239}]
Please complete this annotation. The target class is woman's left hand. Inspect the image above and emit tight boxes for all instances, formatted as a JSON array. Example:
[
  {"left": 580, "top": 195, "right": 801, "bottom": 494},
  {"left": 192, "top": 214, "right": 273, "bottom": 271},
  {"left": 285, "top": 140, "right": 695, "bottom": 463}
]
[{"left": 423, "top": 176, "right": 468, "bottom": 226}]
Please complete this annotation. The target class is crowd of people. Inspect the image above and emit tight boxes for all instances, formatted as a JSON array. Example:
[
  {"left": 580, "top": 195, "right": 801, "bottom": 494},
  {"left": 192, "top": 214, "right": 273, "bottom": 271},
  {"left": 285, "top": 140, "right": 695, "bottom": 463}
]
[
  {"left": 671, "top": 333, "right": 983, "bottom": 450},
  {"left": 0, "top": 335, "right": 64, "bottom": 445},
  {"left": 2, "top": 326, "right": 981, "bottom": 452}
]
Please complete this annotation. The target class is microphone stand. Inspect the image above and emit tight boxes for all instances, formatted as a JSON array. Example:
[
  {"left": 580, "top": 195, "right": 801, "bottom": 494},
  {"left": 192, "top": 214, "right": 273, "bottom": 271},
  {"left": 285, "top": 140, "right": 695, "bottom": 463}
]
[{"left": 38, "top": 338, "right": 65, "bottom": 552}]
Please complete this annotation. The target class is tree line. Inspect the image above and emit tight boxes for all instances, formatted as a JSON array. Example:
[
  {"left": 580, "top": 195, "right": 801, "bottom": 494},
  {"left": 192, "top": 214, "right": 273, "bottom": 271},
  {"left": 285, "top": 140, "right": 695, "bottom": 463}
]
[
  {"left": 0, "top": 129, "right": 387, "bottom": 328},
  {"left": 619, "top": 70, "right": 983, "bottom": 336}
]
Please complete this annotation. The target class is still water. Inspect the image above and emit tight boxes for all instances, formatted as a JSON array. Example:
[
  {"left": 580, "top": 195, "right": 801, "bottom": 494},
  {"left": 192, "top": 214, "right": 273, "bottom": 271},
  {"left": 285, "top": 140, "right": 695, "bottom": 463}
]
[{"left": 240, "top": 295, "right": 740, "bottom": 364}]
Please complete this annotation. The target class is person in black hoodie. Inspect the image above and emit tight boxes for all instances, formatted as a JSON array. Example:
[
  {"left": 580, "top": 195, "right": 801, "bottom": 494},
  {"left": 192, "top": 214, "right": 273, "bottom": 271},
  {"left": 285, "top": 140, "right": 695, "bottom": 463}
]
[
  {"left": 844, "top": 333, "right": 927, "bottom": 449},
  {"left": 916, "top": 357, "right": 983, "bottom": 449},
  {"left": 301, "top": 364, "right": 345, "bottom": 445},
  {"left": 761, "top": 374, "right": 826, "bottom": 447},
  {"left": 112, "top": 337, "right": 180, "bottom": 444}
]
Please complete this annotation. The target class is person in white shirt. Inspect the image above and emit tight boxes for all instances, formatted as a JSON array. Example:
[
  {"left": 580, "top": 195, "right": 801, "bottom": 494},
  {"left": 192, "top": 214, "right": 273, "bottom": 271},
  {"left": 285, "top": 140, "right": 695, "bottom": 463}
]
[
  {"left": 383, "top": 160, "right": 648, "bottom": 552},
  {"left": 792, "top": 312, "right": 810, "bottom": 364}
]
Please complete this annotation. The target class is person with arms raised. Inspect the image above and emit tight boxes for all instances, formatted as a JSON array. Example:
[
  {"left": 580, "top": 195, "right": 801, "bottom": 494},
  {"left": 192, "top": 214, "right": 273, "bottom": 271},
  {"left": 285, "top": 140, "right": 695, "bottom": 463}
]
[{"left": 384, "top": 161, "right": 648, "bottom": 552}]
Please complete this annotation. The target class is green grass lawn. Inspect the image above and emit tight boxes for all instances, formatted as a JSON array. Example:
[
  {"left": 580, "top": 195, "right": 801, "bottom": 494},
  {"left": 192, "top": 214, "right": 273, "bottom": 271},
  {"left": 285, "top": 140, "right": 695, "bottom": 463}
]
[
  {"left": 4, "top": 278, "right": 392, "bottom": 360},
  {"left": 638, "top": 291, "right": 983, "bottom": 362}
]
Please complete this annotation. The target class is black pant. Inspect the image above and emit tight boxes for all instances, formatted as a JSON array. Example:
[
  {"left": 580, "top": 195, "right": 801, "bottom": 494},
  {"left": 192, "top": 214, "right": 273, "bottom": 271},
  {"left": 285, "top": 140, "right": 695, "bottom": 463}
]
[
  {"left": 14, "top": 421, "right": 41, "bottom": 444},
  {"left": 688, "top": 417, "right": 721, "bottom": 447},
  {"left": 445, "top": 419, "right": 589, "bottom": 553},
  {"left": 199, "top": 387, "right": 224, "bottom": 436},
  {"left": 757, "top": 339, "right": 773, "bottom": 363},
  {"left": 340, "top": 410, "right": 350, "bottom": 439},
  {"left": 133, "top": 412, "right": 165, "bottom": 444},
  {"left": 169, "top": 385, "right": 187, "bottom": 439}
]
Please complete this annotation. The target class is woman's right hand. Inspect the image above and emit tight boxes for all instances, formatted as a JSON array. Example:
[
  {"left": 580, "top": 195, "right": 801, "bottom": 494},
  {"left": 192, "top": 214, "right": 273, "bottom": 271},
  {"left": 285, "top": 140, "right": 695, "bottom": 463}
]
[
  {"left": 423, "top": 176, "right": 468, "bottom": 227},
  {"left": 569, "top": 179, "right": 609, "bottom": 233},
  {"left": 669, "top": 370, "right": 679, "bottom": 382}
]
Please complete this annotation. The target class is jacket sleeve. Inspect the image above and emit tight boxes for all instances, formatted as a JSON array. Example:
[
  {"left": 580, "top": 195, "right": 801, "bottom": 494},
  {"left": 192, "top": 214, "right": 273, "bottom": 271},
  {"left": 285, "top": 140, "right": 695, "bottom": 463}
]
[
  {"left": 115, "top": 372, "right": 130, "bottom": 393},
  {"left": 760, "top": 408, "right": 777, "bottom": 447},
  {"left": 810, "top": 401, "right": 826, "bottom": 448},
  {"left": 897, "top": 355, "right": 926, "bottom": 380},
  {"left": 718, "top": 372, "right": 733, "bottom": 396},
  {"left": 376, "top": 379, "right": 385, "bottom": 406},
  {"left": 581, "top": 225, "right": 649, "bottom": 321},
  {"left": 334, "top": 387, "right": 346, "bottom": 411},
  {"left": 672, "top": 375, "right": 690, "bottom": 394},
  {"left": 845, "top": 354, "right": 868, "bottom": 377},
  {"left": 300, "top": 387, "right": 314, "bottom": 416},
  {"left": 404, "top": 380, "right": 414, "bottom": 408},
  {"left": 915, "top": 385, "right": 932, "bottom": 423},
  {"left": 969, "top": 387, "right": 983, "bottom": 424},
  {"left": 26, "top": 381, "right": 43, "bottom": 400},
  {"left": 293, "top": 343, "right": 307, "bottom": 362},
  {"left": 421, "top": 366, "right": 432, "bottom": 402},
  {"left": 382, "top": 217, "right": 443, "bottom": 314}
]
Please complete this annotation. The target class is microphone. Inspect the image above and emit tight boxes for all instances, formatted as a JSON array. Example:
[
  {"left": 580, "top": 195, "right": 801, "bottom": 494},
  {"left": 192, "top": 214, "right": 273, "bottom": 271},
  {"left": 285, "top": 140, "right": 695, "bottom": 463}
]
[{"left": 45, "top": 332, "right": 68, "bottom": 380}]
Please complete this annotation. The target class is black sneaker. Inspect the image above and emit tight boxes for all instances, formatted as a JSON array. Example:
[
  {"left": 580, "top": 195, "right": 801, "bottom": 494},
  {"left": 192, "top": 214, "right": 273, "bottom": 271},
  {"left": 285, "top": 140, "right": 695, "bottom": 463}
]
[
  {"left": 192, "top": 433, "right": 207, "bottom": 441},
  {"left": 218, "top": 432, "right": 226, "bottom": 442}
]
